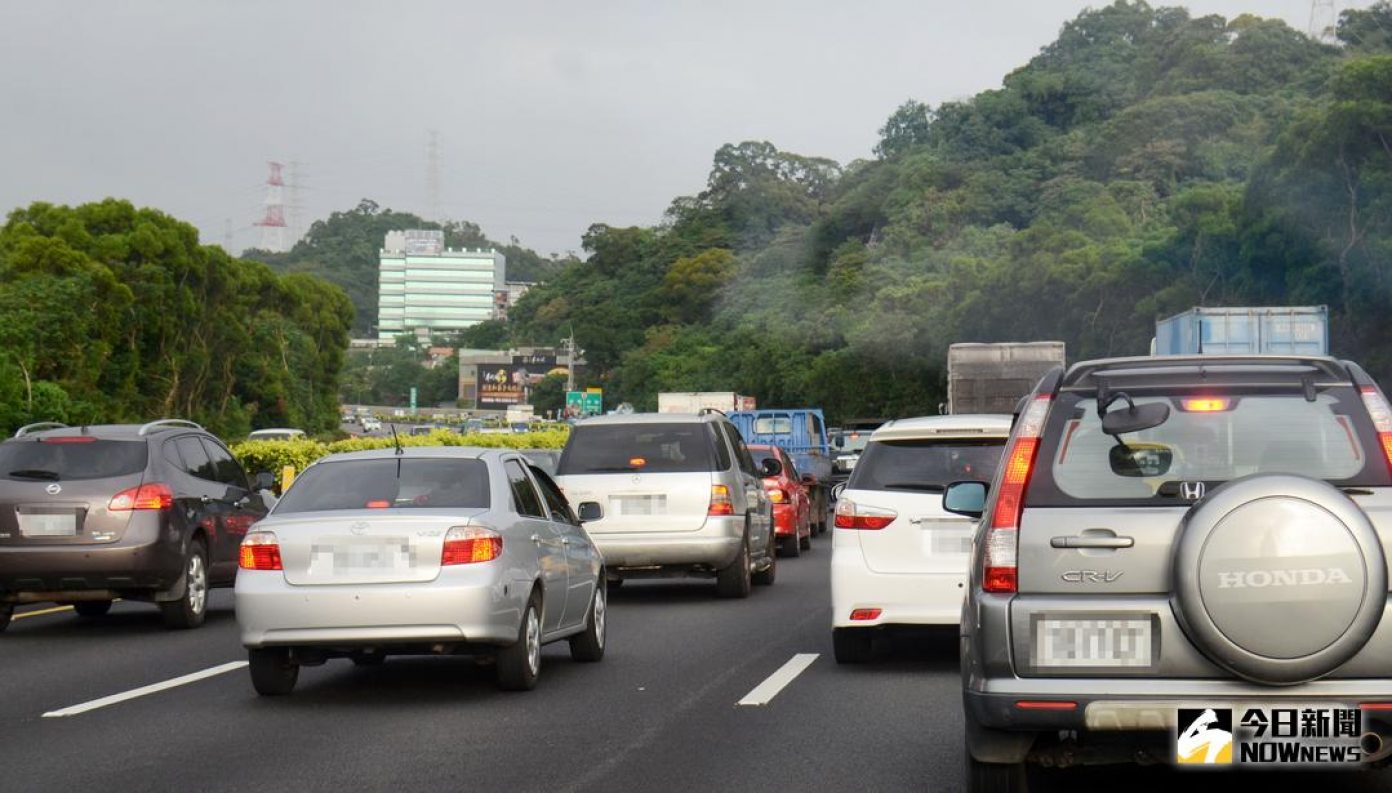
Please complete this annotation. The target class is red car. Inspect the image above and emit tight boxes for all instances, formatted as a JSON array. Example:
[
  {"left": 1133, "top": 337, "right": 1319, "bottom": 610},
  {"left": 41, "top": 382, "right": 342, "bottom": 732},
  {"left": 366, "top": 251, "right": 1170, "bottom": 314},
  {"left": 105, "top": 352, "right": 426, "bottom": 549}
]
[{"left": 748, "top": 445, "right": 813, "bottom": 557}]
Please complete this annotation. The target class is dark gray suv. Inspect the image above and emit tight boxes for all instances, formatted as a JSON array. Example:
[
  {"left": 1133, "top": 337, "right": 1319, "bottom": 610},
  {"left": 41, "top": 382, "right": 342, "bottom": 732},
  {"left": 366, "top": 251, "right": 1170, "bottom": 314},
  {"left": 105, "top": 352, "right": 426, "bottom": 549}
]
[
  {"left": 953, "top": 356, "right": 1392, "bottom": 789},
  {"left": 0, "top": 420, "right": 271, "bottom": 631}
]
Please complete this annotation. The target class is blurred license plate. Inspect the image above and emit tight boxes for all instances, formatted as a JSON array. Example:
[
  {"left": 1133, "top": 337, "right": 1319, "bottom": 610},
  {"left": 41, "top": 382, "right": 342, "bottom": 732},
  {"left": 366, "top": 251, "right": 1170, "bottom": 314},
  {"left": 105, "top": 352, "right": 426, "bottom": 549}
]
[
  {"left": 319, "top": 539, "right": 413, "bottom": 573},
  {"left": 614, "top": 495, "right": 666, "bottom": 516},
  {"left": 19, "top": 513, "right": 76, "bottom": 537},
  {"left": 1034, "top": 616, "right": 1153, "bottom": 668},
  {"left": 929, "top": 529, "right": 972, "bottom": 555}
]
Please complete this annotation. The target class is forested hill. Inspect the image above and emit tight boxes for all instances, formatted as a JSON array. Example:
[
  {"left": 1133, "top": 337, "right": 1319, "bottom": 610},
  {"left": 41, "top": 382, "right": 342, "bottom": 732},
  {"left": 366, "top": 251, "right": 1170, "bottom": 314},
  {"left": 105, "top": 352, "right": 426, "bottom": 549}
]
[
  {"left": 245, "top": 199, "right": 574, "bottom": 336},
  {"left": 505, "top": 1, "right": 1392, "bottom": 421}
]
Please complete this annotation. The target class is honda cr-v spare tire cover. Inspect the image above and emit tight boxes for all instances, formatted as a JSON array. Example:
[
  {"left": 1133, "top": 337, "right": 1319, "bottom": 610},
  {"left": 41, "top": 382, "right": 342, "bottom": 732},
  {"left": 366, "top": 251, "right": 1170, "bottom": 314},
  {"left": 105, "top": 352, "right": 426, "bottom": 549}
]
[{"left": 1172, "top": 474, "right": 1386, "bottom": 685}]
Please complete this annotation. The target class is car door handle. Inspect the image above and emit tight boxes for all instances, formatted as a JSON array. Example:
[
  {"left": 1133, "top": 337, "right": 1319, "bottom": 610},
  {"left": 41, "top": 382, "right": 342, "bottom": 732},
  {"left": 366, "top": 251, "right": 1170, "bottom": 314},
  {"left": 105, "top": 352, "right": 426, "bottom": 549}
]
[
  {"left": 531, "top": 534, "right": 543, "bottom": 545},
  {"left": 1050, "top": 535, "right": 1134, "bottom": 549}
]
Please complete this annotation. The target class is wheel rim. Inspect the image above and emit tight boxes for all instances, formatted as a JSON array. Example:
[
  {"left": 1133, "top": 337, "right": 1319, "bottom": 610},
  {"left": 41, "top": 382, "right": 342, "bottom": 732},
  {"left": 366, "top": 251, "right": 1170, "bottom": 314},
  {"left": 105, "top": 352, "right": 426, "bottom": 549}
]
[
  {"left": 593, "top": 587, "right": 606, "bottom": 650},
  {"left": 525, "top": 606, "right": 540, "bottom": 676},
  {"left": 187, "top": 552, "right": 207, "bottom": 615}
]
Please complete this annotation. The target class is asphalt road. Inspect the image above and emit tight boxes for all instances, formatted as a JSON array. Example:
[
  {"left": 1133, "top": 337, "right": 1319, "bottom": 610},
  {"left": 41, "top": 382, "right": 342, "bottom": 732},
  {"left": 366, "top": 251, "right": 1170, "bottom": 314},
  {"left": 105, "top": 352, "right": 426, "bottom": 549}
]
[{"left": 3, "top": 541, "right": 1390, "bottom": 792}]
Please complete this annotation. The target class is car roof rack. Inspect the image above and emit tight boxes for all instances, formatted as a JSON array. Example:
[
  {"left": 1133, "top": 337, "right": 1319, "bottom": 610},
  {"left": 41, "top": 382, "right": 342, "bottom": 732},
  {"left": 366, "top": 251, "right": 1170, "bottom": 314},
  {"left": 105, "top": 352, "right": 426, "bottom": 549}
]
[
  {"left": 14, "top": 422, "right": 69, "bottom": 438},
  {"left": 138, "top": 419, "right": 204, "bottom": 436},
  {"left": 698, "top": 407, "right": 728, "bottom": 417}
]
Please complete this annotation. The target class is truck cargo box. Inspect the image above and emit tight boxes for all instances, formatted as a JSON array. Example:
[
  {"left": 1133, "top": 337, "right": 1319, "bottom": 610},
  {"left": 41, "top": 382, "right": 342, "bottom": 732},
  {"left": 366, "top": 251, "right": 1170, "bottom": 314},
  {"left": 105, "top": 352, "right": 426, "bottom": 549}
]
[
  {"left": 1153, "top": 305, "right": 1328, "bottom": 356},
  {"left": 947, "top": 342, "right": 1066, "bottom": 415}
]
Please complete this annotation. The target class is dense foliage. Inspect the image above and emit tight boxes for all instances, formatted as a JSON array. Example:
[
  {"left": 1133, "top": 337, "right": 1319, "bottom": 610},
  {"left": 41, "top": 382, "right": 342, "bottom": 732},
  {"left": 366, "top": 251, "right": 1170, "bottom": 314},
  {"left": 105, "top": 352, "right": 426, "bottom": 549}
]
[
  {"left": 230, "top": 428, "right": 570, "bottom": 479},
  {"left": 503, "top": 1, "right": 1392, "bottom": 421},
  {"left": 0, "top": 200, "right": 354, "bottom": 436},
  {"left": 245, "top": 199, "right": 575, "bottom": 336}
]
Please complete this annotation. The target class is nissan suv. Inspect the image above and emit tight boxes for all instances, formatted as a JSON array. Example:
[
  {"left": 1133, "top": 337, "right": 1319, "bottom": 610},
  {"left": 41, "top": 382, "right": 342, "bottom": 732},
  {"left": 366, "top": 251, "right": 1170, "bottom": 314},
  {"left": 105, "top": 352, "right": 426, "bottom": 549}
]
[
  {"left": 555, "top": 412, "right": 778, "bottom": 597},
  {"left": 0, "top": 420, "right": 272, "bottom": 631},
  {"left": 956, "top": 355, "right": 1392, "bottom": 789}
]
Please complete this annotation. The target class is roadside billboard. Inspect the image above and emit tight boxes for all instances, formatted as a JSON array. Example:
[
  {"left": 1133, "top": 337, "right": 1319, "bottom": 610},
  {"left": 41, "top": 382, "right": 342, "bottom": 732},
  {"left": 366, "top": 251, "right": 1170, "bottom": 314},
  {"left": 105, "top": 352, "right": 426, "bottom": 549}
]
[{"left": 478, "top": 355, "right": 556, "bottom": 410}]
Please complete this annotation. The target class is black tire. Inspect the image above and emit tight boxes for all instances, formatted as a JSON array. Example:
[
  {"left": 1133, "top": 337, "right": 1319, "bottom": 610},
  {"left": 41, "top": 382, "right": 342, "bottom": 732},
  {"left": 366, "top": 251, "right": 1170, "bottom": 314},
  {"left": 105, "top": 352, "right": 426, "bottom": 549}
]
[
  {"left": 351, "top": 653, "right": 385, "bottom": 667},
  {"left": 248, "top": 647, "right": 299, "bottom": 696},
  {"left": 607, "top": 577, "right": 624, "bottom": 589},
  {"left": 160, "top": 538, "right": 209, "bottom": 630},
  {"left": 0, "top": 603, "right": 11, "bottom": 633},
  {"left": 73, "top": 600, "right": 113, "bottom": 618},
  {"left": 716, "top": 539, "right": 752, "bottom": 599},
  {"left": 497, "top": 594, "right": 542, "bottom": 691},
  {"left": 965, "top": 747, "right": 1028, "bottom": 793},
  {"left": 779, "top": 533, "right": 801, "bottom": 558},
  {"left": 753, "top": 534, "right": 777, "bottom": 587},
  {"left": 569, "top": 581, "right": 606, "bottom": 663},
  {"left": 832, "top": 627, "right": 873, "bottom": 664},
  {"left": 799, "top": 531, "right": 812, "bottom": 551}
]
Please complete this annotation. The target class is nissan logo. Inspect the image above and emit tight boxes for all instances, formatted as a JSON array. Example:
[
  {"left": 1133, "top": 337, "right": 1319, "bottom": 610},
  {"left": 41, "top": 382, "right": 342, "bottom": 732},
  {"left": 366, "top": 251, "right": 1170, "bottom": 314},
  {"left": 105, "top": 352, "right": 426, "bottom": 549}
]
[{"left": 45, "top": 483, "right": 62, "bottom": 495}]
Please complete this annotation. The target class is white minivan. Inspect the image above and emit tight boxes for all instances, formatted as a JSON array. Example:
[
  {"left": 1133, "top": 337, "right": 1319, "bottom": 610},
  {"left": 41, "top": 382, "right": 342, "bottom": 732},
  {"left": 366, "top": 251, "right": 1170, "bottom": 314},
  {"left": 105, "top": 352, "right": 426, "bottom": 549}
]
[{"left": 830, "top": 414, "right": 1010, "bottom": 663}]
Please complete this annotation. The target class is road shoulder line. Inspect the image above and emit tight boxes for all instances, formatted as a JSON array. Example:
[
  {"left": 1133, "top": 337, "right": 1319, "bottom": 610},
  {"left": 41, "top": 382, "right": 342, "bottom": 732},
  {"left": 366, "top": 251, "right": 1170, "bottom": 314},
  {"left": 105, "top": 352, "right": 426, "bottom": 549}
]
[
  {"left": 737, "top": 652, "right": 819, "bottom": 707},
  {"left": 42, "top": 661, "right": 248, "bottom": 718}
]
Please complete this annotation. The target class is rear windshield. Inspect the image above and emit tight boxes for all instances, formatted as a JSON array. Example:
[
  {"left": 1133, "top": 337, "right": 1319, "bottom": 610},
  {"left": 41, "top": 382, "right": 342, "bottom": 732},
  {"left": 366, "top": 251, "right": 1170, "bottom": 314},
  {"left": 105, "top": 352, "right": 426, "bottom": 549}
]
[
  {"left": 0, "top": 439, "right": 147, "bottom": 481},
  {"left": 1038, "top": 389, "right": 1385, "bottom": 504},
  {"left": 558, "top": 423, "right": 713, "bottom": 475},
  {"left": 274, "top": 459, "right": 490, "bottom": 513},
  {"left": 847, "top": 439, "right": 1005, "bottom": 492}
]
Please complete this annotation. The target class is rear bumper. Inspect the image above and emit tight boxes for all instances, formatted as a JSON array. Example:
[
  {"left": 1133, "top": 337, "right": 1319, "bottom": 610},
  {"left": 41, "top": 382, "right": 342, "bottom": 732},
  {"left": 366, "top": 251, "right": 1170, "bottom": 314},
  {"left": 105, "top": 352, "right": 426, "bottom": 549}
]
[
  {"left": 235, "top": 565, "right": 526, "bottom": 648},
  {"left": 0, "top": 519, "right": 183, "bottom": 599},
  {"left": 590, "top": 516, "right": 744, "bottom": 570},
  {"left": 773, "top": 504, "right": 798, "bottom": 535},
  {"left": 830, "top": 549, "right": 965, "bottom": 627},
  {"left": 966, "top": 679, "right": 1392, "bottom": 733}
]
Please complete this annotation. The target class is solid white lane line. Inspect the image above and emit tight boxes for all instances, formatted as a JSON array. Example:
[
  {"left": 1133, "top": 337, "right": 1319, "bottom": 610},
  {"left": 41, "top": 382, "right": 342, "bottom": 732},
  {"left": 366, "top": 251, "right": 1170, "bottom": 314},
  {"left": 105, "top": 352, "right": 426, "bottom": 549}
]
[
  {"left": 12, "top": 605, "right": 74, "bottom": 620},
  {"left": 42, "top": 661, "right": 248, "bottom": 718},
  {"left": 737, "top": 653, "right": 819, "bottom": 707}
]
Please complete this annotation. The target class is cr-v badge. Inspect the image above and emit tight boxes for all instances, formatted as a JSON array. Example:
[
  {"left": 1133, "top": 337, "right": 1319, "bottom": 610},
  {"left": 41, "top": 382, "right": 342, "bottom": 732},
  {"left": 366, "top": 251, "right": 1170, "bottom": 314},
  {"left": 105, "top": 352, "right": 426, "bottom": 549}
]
[{"left": 1061, "top": 570, "right": 1124, "bottom": 584}]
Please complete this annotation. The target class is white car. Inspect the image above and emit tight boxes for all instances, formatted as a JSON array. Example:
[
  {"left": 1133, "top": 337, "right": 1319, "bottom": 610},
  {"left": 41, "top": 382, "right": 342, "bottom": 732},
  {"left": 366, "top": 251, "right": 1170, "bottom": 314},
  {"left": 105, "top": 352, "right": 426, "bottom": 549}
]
[{"left": 830, "top": 414, "right": 1010, "bottom": 663}]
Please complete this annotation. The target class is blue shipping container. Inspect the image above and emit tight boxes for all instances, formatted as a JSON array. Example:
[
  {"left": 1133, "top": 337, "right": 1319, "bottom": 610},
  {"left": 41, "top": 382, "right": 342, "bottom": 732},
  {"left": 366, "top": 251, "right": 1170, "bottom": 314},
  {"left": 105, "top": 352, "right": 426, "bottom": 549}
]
[{"left": 1153, "top": 306, "right": 1328, "bottom": 356}]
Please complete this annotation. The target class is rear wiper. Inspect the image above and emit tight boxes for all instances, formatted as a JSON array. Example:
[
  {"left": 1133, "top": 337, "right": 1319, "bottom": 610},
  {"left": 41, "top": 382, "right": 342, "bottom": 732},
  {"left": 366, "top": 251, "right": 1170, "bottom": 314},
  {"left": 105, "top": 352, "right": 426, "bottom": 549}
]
[
  {"left": 8, "top": 469, "right": 60, "bottom": 481},
  {"left": 881, "top": 482, "right": 945, "bottom": 492}
]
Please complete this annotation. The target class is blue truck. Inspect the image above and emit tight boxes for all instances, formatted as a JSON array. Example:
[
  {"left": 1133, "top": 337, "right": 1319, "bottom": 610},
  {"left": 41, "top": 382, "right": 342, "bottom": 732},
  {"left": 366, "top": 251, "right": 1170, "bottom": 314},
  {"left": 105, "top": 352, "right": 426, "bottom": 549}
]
[
  {"left": 1152, "top": 306, "right": 1329, "bottom": 356},
  {"left": 727, "top": 408, "right": 834, "bottom": 534}
]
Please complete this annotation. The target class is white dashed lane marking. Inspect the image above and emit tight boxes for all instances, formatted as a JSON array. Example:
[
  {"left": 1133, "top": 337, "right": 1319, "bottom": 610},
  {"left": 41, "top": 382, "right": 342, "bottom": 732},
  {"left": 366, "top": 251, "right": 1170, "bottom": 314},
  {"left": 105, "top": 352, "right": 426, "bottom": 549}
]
[
  {"left": 737, "top": 653, "right": 819, "bottom": 707},
  {"left": 42, "top": 661, "right": 248, "bottom": 718}
]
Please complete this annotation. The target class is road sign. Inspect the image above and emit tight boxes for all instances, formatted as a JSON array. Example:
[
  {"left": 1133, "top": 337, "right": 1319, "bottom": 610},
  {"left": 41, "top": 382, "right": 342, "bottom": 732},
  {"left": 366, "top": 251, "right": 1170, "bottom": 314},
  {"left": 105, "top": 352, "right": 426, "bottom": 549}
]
[
  {"left": 582, "top": 390, "right": 602, "bottom": 415},
  {"left": 409, "top": 386, "right": 418, "bottom": 411}
]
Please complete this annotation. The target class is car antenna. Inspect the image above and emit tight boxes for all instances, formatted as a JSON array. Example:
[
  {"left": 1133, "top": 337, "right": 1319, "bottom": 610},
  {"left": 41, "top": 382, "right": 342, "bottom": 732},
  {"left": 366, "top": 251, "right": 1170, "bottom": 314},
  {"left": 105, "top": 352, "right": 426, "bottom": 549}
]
[{"left": 391, "top": 423, "right": 404, "bottom": 456}]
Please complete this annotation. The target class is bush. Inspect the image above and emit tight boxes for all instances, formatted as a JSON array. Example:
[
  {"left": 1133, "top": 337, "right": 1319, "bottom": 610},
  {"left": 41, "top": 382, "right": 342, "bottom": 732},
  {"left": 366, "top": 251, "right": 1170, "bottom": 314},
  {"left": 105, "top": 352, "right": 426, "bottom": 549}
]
[{"left": 230, "top": 429, "right": 570, "bottom": 477}]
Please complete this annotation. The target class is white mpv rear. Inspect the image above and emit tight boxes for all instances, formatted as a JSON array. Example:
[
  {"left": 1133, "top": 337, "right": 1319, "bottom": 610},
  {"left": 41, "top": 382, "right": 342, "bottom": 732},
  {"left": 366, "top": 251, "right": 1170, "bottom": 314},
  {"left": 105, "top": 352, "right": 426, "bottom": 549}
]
[{"left": 830, "top": 414, "right": 1010, "bottom": 663}]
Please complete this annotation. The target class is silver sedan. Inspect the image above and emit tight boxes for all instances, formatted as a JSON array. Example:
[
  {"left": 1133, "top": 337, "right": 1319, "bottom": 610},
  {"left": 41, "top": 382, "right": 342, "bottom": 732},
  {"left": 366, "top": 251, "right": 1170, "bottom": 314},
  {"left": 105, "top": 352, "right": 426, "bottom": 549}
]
[{"left": 235, "top": 447, "right": 606, "bottom": 695}]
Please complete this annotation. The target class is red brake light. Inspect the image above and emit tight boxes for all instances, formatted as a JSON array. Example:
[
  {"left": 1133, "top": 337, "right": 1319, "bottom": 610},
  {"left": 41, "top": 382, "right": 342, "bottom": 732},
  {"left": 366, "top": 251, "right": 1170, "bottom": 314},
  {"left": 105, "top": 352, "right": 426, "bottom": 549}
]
[
  {"left": 239, "top": 531, "right": 282, "bottom": 570},
  {"left": 1015, "top": 700, "right": 1077, "bottom": 711},
  {"left": 629, "top": 457, "right": 647, "bottom": 468},
  {"left": 709, "top": 484, "right": 735, "bottom": 516},
  {"left": 982, "top": 395, "right": 1051, "bottom": 594},
  {"left": 1360, "top": 386, "right": 1392, "bottom": 474},
  {"left": 849, "top": 608, "right": 882, "bottom": 621},
  {"left": 108, "top": 483, "right": 173, "bottom": 511},
  {"left": 1180, "top": 398, "right": 1231, "bottom": 412},
  {"left": 834, "top": 498, "right": 897, "bottom": 530},
  {"left": 365, "top": 500, "right": 391, "bottom": 509},
  {"left": 39, "top": 436, "right": 98, "bottom": 444},
  {"left": 442, "top": 526, "right": 502, "bottom": 565}
]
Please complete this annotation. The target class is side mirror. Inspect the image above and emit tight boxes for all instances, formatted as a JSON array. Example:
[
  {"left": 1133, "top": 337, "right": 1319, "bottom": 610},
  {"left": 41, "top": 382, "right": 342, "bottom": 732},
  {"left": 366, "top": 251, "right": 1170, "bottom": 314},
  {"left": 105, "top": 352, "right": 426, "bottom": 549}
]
[
  {"left": 831, "top": 481, "right": 847, "bottom": 501},
  {"left": 759, "top": 457, "right": 783, "bottom": 478},
  {"left": 833, "top": 436, "right": 845, "bottom": 449},
  {"left": 253, "top": 471, "right": 277, "bottom": 492},
  {"left": 223, "top": 484, "right": 251, "bottom": 505},
  {"left": 800, "top": 472, "right": 817, "bottom": 486},
  {"left": 943, "top": 481, "right": 989, "bottom": 519},
  {"left": 577, "top": 501, "right": 604, "bottom": 522}
]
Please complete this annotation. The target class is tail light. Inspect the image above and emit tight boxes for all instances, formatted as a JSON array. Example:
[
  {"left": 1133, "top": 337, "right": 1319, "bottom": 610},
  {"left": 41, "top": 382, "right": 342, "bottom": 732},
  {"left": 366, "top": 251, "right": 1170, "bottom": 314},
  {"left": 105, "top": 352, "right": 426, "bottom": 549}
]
[
  {"left": 40, "top": 436, "right": 98, "bottom": 444},
  {"left": 442, "top": 526, "right": 502, "bottom": 565},
  {"left": 709, "top": 484, "right": 735, "bottom": 516},
  {"left": 108, "top": 483, "right": 173, "bottom": 511},
  {"left": 849, "top": 608, "right": 882, "bottom": 621},
  {"left": 766, "top": 487, "right": 789, "bottom": 504},
  {"left": 834, "top": 498, "right": 897, "bottom": 530},
  {"left": 1360, "top": 386, "right": 1392, "bottom": 473},
  {"left": 982, "top": 394, "right": 1051, "bottom": 594},
  {"left": 239, "top": 531, "right": 282, "bottom": 570}
]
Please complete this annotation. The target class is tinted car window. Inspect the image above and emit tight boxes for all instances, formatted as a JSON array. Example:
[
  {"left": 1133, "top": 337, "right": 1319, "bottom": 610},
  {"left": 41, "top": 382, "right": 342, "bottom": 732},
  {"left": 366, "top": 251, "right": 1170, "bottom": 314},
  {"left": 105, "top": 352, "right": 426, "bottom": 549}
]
[
  {"left": 174, "top": 436, "right": 217, "bottom": 481},
  {"left": 558, "top": 423, "right": 714, "bottom": 474},
  {"left": 708, "top": 424, "right": 733, "bottom": 471},
  {"left": 531, "top": 466, "right": 578, "bottom": 524},
  {"left": 848, "top": 439, "right": 1005, "bottom": 492},
  {"left": 721, "top": 423, "right": 758, "bottom": 475},
  {"left": 506, "top": 459, "right": 547, "bottom": 518},
  {"left": 274, "top": 459, "right": 490, "bottom": 513},
  {"left": 1046, "top": 392, "right": 1371, "bottom": 502},
  {"left": 201, "top": 439, "right": 246, "bottom": 488},
  {"left": 0, "top": 439, "right": 147, "bottom": 481}
]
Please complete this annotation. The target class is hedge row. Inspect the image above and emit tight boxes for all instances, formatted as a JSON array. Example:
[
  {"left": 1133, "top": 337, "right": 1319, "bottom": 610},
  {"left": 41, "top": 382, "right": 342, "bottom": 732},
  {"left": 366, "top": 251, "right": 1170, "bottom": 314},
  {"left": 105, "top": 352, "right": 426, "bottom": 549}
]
[{"left": 230, "top": 428, "right": 570, "bottom": 476}]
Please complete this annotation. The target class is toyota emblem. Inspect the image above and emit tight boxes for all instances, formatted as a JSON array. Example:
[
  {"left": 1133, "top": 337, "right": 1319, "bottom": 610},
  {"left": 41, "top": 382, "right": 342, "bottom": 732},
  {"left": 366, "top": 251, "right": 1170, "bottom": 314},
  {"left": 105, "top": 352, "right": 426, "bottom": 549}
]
[
  {"left": 349, "top": 521, "right": 369, "bottom": 535},
  {"left": 45, "top": 483, "right": 62, "bottom": 495}
]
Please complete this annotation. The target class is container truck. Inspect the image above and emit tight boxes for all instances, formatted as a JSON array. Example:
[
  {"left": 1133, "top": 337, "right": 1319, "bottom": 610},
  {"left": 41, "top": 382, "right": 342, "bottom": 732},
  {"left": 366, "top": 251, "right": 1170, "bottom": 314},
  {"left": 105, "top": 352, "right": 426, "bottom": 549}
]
[
  {"left": 657, "top": 392, "right": 757, "bottom": 414},
  {"left": 1152, "top": 305, "right": 1328, "bottom": 356},
  {"left": 946, "top": 342, "right": 1066, "bottom": 415},
  {"left": 727, "top": 408, "right": 833, "bottom": 534}
]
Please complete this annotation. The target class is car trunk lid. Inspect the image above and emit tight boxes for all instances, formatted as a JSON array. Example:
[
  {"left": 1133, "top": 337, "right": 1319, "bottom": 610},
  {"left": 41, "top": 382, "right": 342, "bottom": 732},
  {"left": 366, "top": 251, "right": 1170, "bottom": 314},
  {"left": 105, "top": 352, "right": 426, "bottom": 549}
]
[{"left": 269, "top": 510, "right": 488, "bottom": 586}]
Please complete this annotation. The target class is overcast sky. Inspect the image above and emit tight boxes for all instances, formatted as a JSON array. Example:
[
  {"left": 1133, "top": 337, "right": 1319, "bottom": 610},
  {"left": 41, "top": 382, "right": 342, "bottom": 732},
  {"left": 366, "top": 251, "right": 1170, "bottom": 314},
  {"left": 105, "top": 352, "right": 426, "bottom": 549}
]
[{"left": 0, "top": 1, "right": 1372, "bottom": 257}]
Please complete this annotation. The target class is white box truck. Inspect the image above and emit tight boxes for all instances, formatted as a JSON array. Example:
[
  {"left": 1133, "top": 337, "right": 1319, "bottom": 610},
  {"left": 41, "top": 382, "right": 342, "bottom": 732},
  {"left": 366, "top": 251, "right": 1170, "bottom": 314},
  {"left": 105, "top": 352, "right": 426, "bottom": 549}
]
[
  {"left": 657, "top": 392, "right": 757, "bottom": 414},
  {"left": 946, "top": 342, "right": 1066, "bottom": 414}
]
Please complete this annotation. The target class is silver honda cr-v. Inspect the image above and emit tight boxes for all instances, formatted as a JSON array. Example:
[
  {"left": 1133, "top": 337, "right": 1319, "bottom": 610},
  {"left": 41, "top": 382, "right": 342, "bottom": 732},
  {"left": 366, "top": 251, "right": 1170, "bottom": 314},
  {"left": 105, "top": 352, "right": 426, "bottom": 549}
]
[
  {"left": 555, "top": 411, "right": 778, "bottom": 598},
  {"left": 953, "top": 355, "right": 1392, "bottom": 790}
]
